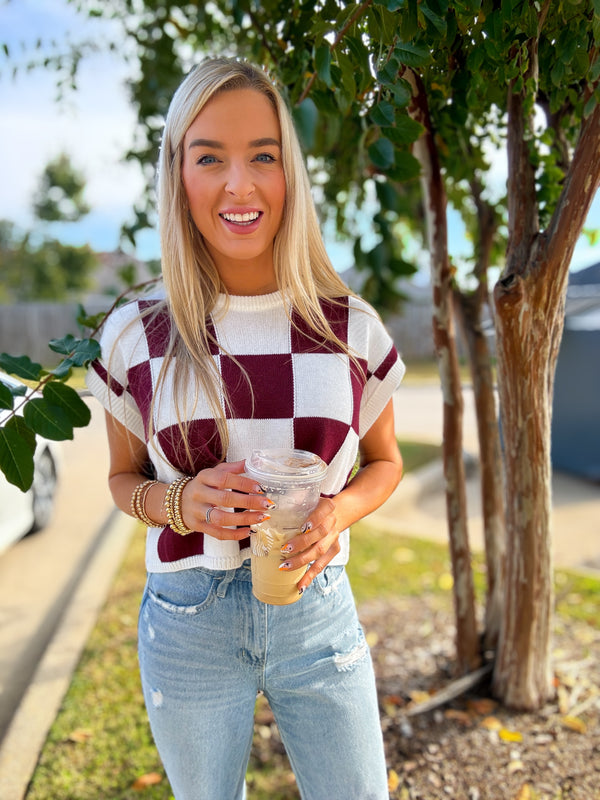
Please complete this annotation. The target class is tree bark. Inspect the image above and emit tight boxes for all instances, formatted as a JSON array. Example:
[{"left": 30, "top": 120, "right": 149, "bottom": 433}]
[
  {"left": 406, "top": 67, "right": 480, "bottom": 674},
  {"left": 492, "top": 85, "right": 600, "bottom": 709},
  {"left": 454, "top": 181, "right": 506, "bottom": 652},
  {"left": 454, "top": 288, "right": 505, "bottom": 652}
]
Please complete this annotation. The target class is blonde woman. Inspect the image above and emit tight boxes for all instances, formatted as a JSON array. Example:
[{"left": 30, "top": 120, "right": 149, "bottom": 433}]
[{"left": 87, "top": 57, "right": 404, "bottom": 799}]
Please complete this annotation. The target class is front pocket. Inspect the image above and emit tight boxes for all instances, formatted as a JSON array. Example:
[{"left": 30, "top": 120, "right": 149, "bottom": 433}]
[
  {"left": 146, "top": 569, "right": 220, "bottom": 615},
  {"left": 312, "top": 565, "right": 346, "bottom": 597}
]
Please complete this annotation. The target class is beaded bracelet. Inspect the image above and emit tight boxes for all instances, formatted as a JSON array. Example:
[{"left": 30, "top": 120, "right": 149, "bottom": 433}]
[
  {"left": 130, "top": 479, "right": 160, "bottom": 527},
  {"left": 164, "top": 476, "right": 194, "bottom": 536}
]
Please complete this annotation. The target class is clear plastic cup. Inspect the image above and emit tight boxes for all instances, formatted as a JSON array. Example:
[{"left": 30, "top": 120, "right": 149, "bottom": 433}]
[{"left": 245, "top": 448, "right": 328, "bottom": 605}]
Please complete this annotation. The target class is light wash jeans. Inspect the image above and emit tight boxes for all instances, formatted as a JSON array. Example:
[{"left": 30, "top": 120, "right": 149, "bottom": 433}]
[{"left": 138, "top": 561, "right": 389, "bottom": 800}]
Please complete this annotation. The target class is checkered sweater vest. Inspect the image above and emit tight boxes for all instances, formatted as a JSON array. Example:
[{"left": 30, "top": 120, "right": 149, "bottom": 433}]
[{"left": 86, "top": 290, "right": 405, "bottom": 572}]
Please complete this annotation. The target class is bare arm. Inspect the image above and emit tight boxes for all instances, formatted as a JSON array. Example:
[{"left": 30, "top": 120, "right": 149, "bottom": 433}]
[{"left": 280, "top": 399, "right": 403, "bottom": 591}]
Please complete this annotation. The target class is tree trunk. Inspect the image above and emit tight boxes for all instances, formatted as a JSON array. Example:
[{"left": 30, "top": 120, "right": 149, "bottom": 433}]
[
  {"left": 406, "top": 67, "right": 480, "bottom": 673},
  {"left": 454, "top": 181, "right": 505, "bottom": 653},
  {"left": 492, "top": 271, "right": 556, "bottom": 709},
  {"left": 454, "top": 289, "right": 505, "bottom": 652},
  {"left": 492, "top": 91, "right": 600, "bottom": 709}
]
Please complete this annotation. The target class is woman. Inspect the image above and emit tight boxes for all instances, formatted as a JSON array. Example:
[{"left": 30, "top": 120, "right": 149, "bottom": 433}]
[{"left": 87, "top": 57, "right": 405, "bottom": 799}]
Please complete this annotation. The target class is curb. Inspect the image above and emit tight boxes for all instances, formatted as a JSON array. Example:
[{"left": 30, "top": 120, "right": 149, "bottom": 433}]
[{"left": 0, "top": 510, "right": 134, "bottom": 800}]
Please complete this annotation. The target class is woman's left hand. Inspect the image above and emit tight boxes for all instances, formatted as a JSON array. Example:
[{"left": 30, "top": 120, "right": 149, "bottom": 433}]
[{"left": 277, "top": 496, "right": 340, "bottom": 593}]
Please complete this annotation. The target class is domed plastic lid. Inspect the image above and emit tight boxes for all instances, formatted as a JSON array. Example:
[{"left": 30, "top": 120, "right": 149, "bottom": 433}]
[{"left": 246, "top": 448, "right": 328, "bottom": 483}]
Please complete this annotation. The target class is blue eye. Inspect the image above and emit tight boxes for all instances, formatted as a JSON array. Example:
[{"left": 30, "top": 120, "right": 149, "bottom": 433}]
[
  {"left": 254, "top": 153, "right": 277, "bottom": 163},
  {"left": 197, "top": 154, "right": 219, "bottom": 165}
]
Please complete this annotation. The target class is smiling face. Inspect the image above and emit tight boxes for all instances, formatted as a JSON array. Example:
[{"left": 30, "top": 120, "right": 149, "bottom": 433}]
[{"left": 181, "top": 88, "right": 286, "bottom": 295}]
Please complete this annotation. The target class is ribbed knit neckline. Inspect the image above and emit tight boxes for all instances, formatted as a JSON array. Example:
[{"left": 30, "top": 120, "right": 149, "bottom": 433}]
[{"left": 213, "top": 291, "right": 285, "bottom": 315}]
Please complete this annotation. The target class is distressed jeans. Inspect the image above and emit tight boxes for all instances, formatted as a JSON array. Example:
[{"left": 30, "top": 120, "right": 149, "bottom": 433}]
[{"left": 138, "top": 562, "right": 389, "bottom": 800}]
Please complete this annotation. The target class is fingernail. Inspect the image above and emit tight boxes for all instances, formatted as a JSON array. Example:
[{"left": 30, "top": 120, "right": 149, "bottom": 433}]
[
  {"left": 263, "top": 498, "right": 276, "bottom": 509},
  {"left": 280, "top": 543, "right": 293, "bottom": 554},
  {"left": 278, "top": 561, "right": 292, "bottom": 571},
  {"left": 257, "top": 513, "right": 271, "bottom": 522},
  {"left": 301, "top": 521, "right": 312, "bottom": 533},
  {"left": 298, "top": 587, "right": 305, "bottom": 595},
  {"left": 253, "top": 484, "right": 265, "bottom": 494}
]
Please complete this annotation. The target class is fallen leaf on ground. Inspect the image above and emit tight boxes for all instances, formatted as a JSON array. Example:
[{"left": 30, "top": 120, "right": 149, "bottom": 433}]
[
  {"left": 388, "top": 769, "right": 400, "bottom": 792},
  {"left": 132, "top": 772, "right": 163, "bottom": 790},
  {"left": 467, "top": 697, "right": 498, "bottom": 715},
  {"left": 499, "top": 728, "right": 523, "bottom": 743},
  {"left": 513, "top": 784, "right": 532, "bottom": 800},
  {"left": 67, "top": 728, "right": 93, "bottom": 743},
  {"left": 409, "top": 690, "right": 432, "bottom": 704},
  {"left": 480, "top": 716, "right": 502, "bottom": 731},
  {"left": 562, "top": 715, "right": 587, "bottom": 733},
  {"left": 444, "top": 709, "right": 472, "bottom": 725}
]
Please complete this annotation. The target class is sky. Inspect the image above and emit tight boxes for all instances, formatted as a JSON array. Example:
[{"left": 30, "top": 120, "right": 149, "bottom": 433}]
[{"left": 1, "top": 0, "right": 598, "bottom": 274}]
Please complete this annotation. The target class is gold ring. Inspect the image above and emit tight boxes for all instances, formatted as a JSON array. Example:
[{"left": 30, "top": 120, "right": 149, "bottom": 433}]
[{"left": 205, "top": 506, "right": 216, "bottom": 524}]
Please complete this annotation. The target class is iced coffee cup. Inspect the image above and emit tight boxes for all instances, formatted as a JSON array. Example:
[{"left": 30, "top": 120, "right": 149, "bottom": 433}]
[{"left": 245, "top": 448, "right": 328, "bottom": 605}]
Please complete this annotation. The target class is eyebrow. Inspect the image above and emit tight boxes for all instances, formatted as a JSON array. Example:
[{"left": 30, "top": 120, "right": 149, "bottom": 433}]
[{"left": 187, "top": 137, "right": 281, "bottom": 150}]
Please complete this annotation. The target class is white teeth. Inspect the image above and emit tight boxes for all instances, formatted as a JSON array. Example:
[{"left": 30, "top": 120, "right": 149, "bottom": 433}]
[{"left": 221, "top": 211, "right": 260, "bottom": 223}]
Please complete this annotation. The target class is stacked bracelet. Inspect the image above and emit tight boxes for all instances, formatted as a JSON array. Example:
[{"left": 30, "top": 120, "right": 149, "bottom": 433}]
[
  {"left": 131, "top": 479, "right": 160, "bottom": 527},
  {"left": 164, "top": 476, "right": 194, "bottom": 536}
]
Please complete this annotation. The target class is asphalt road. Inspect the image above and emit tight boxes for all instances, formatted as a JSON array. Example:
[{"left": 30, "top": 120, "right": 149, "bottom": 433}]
[{"left": 0, "top": 400, "right": 115, "bottom": 745}]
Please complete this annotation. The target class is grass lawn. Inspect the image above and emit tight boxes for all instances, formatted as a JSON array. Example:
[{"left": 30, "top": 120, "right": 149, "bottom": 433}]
[{"left": 24, "top": 440, "right": 599, "bottom": 800}]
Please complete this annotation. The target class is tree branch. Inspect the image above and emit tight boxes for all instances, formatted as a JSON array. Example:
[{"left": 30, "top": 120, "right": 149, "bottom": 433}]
[{"left": 297, "top": 0, "right": 374, "bottom": 104}]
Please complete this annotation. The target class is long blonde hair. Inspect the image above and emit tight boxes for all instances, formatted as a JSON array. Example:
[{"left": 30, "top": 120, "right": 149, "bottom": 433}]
[{"left": 150, "top": 57, "right": 359, "bottom": 463}]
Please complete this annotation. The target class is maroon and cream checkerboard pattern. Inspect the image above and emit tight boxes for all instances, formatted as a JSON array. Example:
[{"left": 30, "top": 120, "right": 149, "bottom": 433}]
[{"left": 86, "top": 290, "right": 405, "bottom": 572}]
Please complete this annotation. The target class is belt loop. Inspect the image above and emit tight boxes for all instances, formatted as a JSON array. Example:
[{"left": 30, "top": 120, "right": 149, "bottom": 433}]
[{"left": 216, "top": 569, "right": 236, "bottom": 598}]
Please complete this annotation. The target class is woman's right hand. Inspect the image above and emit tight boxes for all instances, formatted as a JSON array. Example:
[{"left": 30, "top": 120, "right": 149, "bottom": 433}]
[{"left": 178, "top": 460, "right": 273, "bottom": 540}]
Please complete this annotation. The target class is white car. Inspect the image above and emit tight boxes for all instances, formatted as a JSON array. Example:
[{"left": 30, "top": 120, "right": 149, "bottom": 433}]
[{"left": 0, "top": 373, "right": 61, "bottom": 553}]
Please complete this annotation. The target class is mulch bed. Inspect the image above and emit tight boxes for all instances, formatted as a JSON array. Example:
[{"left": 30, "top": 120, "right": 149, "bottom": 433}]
[
  {"left": 251, "top": 594, "right": 600, "bottom": 800},
  {"left": 361, "top": 594, "right": 600, "bottom": 800}
]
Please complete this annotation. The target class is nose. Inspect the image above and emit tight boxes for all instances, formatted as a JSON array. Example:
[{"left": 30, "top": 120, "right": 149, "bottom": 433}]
[{"left": 225, "top": 162, "right": 255, "bottom": 199}]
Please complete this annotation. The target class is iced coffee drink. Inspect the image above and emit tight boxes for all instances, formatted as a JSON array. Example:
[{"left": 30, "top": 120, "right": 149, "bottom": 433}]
[{"left": 245, "top": 449, "right": 328, "bottom": 605}]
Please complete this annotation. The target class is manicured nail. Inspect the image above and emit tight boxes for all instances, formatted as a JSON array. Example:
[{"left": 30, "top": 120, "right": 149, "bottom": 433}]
[
  {"left": 298, "top": 587, "right": 305, "bottom": 595},
  {"left": 257, "top": 513, "right": 271, "bottom": 522},
  {"left": 301, "top": 521, "right": 312, "bottom": 533},
  {"left": 278, "top": 561, "right": 292, "bottom": 571},
  {"left": 263, "top": 498, "right": 276, "bottom": 509},
  {"left": 253, "top": 484, "right": 265, "bottom": 494},
  {"left": 281, "top": 543, "right": 293, "bottom": 554}
]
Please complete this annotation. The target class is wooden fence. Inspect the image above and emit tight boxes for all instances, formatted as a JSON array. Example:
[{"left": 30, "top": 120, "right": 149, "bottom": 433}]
[{"left": 0, "top": 295, "right": 437, "bottom": 365}]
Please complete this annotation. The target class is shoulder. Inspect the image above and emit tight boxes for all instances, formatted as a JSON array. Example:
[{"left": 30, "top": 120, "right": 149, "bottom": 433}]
[{"left": 102, "top": 297, "right": 167, "bottom": 336}]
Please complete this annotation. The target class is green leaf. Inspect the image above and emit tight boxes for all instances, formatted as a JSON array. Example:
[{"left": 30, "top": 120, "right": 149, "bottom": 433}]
[
  {"left": 43, "top": 382, "right": 91, "bottom": 428},
  {"left": 48, "top": 336, "right": 100, "bottom": 367},
  {"left": 0, "top": 353, "right": 43, "bottom": 381},
  {"left": 0, "top": 381, "right": 14, "bottom": 410},
  {"left": 387, "top": 115, "right": 424, "bottom": 145},
  {"left": 76, "top": 304, "right": 107, "bottom": 331},
  {"left": 394, "top": 41, "right": 431, "bottom": 68},
  {"left": 315, "top": 44, "right": 332, "bottom": 88},
  {"left": 387, "top": 150, "right": 422, "bottom": 181},
  {"left": 51, "top": 360, "right": 74, "bottom": 380},
  {"left": 23, "top": 398, "right": 74, "bottom": 441},
  {"left": 421, "top": 4, "right": 447, "bottom": 37},
  {"left": 47, "top": 333, "right": 81, "bottom": 356},
  {"left": 393, "top": 78, "right": 413, "bottom": 107},
  {"left": 377, "top": 57, "right": 400, "bottom": 87},
  {"left": 293, "top": 98, "right": 319, "bottom": 151},
  {"left": 371, "top": 101, "right": 396, "bottom": 127},
  {"left": 0, "top": 424, "right": 35, "bottom": 491},
  {"left": 368, "top": 137, "right": 395, "bottom": 170},
  {"left": 7, "top": 414, "right": 36, "bottom": 451}
]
